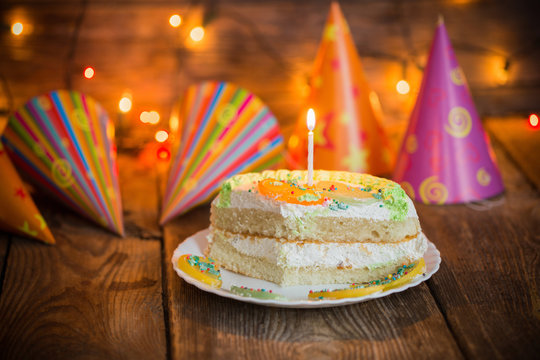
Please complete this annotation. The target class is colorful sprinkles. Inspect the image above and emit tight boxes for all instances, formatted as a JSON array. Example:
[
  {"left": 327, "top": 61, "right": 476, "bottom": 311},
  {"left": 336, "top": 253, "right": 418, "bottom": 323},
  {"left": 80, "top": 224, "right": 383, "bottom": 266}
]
[
  {"left": 308, "top": 258, "right": 426, "bottom": 300},
  {"left": 221, "top": 170, "right": 410, "bottom": 220},
  {"left": 178, "top": 254, "right": 223, "bottom": 288}
]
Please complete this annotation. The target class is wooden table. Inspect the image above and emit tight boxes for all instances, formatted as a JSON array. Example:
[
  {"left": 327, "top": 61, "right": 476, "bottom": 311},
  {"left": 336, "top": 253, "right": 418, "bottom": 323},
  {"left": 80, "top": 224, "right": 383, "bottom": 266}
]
[{"left": 0, "top": 118, "right": 538, "bottom": 359}]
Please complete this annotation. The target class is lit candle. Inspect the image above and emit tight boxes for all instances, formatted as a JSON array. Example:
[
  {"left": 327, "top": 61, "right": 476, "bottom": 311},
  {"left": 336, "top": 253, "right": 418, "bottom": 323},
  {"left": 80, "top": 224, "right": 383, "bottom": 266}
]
[{"left": 307, "top": 108, "right": 316, "bottom": 186}]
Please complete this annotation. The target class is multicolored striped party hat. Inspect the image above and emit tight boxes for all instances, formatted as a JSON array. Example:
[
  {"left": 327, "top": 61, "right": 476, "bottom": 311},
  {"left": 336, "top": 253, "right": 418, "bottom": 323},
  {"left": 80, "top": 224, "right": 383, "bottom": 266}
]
[
  {"left": 160, "top": 81, "right": 284, "bottom": 224},
  {"left": 2, "top": 90, "right": 124, "bottom": 235}
]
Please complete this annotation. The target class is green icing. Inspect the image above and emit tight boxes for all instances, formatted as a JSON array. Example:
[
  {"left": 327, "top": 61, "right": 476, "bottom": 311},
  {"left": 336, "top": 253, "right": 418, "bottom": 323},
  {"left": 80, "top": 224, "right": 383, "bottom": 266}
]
[
  {"left": 297, "top": 193, "right": 321, "bottom": 202},
  {"left": 217, "top": 182, "right": 232, "bottom": 208},
  {"left": 230, "top": 285, "right": 286, "bottom": 300},
  {"left": 328, "top": 198, "right": 349, "bottom": 211},
  {"left": 382, "top": 185, "right": 409, "bottom": 221}
]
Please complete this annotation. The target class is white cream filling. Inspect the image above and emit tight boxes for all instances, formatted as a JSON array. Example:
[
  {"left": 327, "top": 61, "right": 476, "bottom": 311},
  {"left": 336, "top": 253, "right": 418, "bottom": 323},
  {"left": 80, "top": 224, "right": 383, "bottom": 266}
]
[
  {"left": 209, "top": 228, "right": 427, "bottom": 269},
  {"left": 224, "top": 189, "right": 418, "bottom": 221}
]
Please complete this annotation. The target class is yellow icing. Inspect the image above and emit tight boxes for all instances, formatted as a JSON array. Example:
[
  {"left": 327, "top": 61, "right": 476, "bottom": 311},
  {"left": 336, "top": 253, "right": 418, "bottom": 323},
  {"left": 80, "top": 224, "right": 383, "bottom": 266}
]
[
  {"left": 383, "top": 258, "right": 425, "bottom": 291},
  {"left": 309, "top": 258, "right": 427, "bottom": 300},
  {"left": 309, "top": 284, "right": 384, "bottom": 300},
  {"left": 177, "top": 254, "right": 222, "bottom": 288}
]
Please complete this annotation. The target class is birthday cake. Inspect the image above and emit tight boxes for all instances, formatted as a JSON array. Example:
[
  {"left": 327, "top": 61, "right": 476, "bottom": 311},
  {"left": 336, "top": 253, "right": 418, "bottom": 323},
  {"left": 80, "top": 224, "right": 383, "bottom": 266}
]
[{"left": 207, "top": 170, "right": 426, "bottom": 286}]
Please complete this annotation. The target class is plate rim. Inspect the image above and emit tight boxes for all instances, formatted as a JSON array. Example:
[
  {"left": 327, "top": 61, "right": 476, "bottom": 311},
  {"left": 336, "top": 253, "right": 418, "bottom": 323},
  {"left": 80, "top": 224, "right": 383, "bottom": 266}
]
[{"left": 171, "top": 228, "right": 441, "bottom": 308}]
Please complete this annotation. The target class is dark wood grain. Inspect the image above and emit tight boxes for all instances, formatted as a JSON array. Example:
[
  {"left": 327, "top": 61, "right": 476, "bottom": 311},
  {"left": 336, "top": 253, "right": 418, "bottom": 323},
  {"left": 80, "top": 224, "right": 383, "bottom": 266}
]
[
  {"left": 0, "top": 234, "right": 10, "bottom": 295},
  {"left": 417, "top": 136, "right": 540, "bottom": 359},
  {"left": 163, "top": 206, "right": 463, "bottom": 360},
  {"left": 486, "top": 118, "right": 540, "bottom": 191},
  {"left": 0, "top": 156, "right": 166, "bottom": 359}
]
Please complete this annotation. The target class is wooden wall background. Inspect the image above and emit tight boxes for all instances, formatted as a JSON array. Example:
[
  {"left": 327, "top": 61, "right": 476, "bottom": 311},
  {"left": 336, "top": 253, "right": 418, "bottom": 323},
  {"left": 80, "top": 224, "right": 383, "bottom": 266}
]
[{"left": 1, "top": 0, "right": 539, "bottom": 146}]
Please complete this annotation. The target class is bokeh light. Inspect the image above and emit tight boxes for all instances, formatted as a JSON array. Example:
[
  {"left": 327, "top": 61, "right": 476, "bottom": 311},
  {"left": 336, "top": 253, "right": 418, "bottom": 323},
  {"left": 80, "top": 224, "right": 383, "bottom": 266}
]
[
  {"left": 169, "top": 115, "right": 179, "bottom": 133},
  {"left": 529, "top": 114, "right": 539, "bottom": 128},
  {"left": 396, "top": 80, "right": 410, "bottom": 95},
  {"left": 11, "top": 22, "right": 23, "bottom": 36},
  {"left": 118, "top": 96, "right": 132, "bottom": 113},
  {"left": 169, "top": 14, "right": 182, "bottom": 27},
  {"left": 140, "top": 111, "right": 160, "bottom": 124},
  {"left": 155, "top": 130, "right": 169, "bottom": 143},
  {"left": 190, "top": 26, "right": 205, "bottom": 42},
  {"left": 84, "top": 67, "right": 95, "bottom": 79},
  {"left": 157, "top": 146, "right": 171, "bottom": 161}
]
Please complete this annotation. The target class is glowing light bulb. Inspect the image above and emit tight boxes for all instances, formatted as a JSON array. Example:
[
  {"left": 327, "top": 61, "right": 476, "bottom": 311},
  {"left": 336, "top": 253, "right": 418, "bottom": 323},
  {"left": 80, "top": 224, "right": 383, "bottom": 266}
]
[
  {"left": 140, "top": 111, "right": 160, "bottom": 124},
  {"left": 11, "top": 22, "right": 23, "bottom": 36},
  {"left": 155, "top": 130, "right": 169, "bottom": 143},
  {"left": 396, "top": 80, "right": 410, "bottom": 95},
  {"left": 140, "top": 111, "right": 149, "bottom": 123},
  {"left": 169, "top": 115, "right": 179, "bottom": 132},
  {"left": 157, "top": 146, "right": 171, "bottom": 161},
  {"left": 190, "top": 26, "right": 205, "bottom": 42},
  {"left": 118, "top": 96, "right": 132, "bottom": 113},
  {"left": 288, "top": 134, "right": 299, "bottom": 149},
  {"left": 529, "top": 114, "right": 539, "bottom": 128},
  {"left": 148, "top": 111, "right": 160, "bottom": 124},
  {"left": 169, "top": 14, "right": 182, "bottom": 27},
  {"left": 84, "top": 67, "right": 95, "bottom": 79}
]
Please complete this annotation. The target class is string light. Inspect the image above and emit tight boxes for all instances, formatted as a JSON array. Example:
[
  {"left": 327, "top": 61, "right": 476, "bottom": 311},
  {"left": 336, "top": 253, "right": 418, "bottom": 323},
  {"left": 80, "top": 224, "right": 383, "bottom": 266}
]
[
  {"left": 396, "top": 61, "right": 411, "bottom": 95},
  {"left": 11, "top": 22, "right": 23, "bottom": 36},
  {"left": 529, "top": 114, "right": 539, "bottom": 128},
  {"left": 396, "top": 80, "right": 410, "bottom": 95},
  {"left": 169, "top": 115, "right": 179, "bottom": 132},
  {"left": 190, "top": 26, "right": 205, "bottom": 42},
  {"left": 118, "top": 96, "right": 132, "bottom": 113},
  {"left": 169, "top": 14, "right": 182, "bottom": 27},
  {"left": 155, "top": 130, "right": 169, "bottom": 142},
  {"left": 495, "top": 57, "right": 510, "bottom": 85},
  {"left": 140, "top": 112, "right": 150, "bottom": 123},
  {"left": 140, "top": 111, "right": 160, "bottom": 124},
  {"left": 83, "top": 67, "right": 95, "bottom": 79},
  {"left": 157, "top": 146, "right": 171, "bottom": 161}
]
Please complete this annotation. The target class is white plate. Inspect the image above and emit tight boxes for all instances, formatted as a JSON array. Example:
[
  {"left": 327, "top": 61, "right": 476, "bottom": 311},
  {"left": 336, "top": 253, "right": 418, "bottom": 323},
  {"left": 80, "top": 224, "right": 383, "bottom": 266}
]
[{"left": 172, "top": 228, "right": 441, "bottom": 308}]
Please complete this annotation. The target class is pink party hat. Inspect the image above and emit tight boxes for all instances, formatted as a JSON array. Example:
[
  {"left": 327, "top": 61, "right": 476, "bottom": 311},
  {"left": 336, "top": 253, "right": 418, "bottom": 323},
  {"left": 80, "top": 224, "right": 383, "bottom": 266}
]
[{"left": 393, "top": 18, "right": 504, "bottom": 204}]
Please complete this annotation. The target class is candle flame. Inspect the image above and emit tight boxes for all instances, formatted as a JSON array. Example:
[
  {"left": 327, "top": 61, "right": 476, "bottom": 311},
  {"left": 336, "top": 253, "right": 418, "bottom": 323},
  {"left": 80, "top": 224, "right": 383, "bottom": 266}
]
[{"left": 307, "top": 108, "right": 316, "bottom": 131}]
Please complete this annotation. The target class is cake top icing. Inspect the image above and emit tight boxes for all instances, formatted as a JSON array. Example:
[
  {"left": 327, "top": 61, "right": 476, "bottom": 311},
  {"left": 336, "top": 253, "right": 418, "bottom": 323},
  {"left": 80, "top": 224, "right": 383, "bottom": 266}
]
[{"left": 219, "top": 170, "right": 412, "bottom": 221}]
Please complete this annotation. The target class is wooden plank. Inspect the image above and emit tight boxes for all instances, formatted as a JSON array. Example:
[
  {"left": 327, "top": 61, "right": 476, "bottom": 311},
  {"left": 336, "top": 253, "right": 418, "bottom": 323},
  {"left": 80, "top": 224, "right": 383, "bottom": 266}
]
[
  {"left": 120, "top": 154, "right": 162, "bottom": 239},
  {"left": 0, "top": 155, "right": 166, "bottom": 359},
  {"left": 0, "top": 235, "right": 10, "bottom": 295},
  {"left": 163, "top": 207, "right": 463, "bottom": 359},
  {"left": 486, "top": 117, "right": 540, "bottom": 191},
  {"left": 417, "top": 135, "right": 540, "bottom": 359}
]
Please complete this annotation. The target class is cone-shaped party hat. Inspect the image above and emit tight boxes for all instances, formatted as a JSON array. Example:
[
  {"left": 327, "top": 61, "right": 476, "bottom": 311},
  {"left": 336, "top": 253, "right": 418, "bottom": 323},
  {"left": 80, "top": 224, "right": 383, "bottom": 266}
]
[
  {"left": 0, "top": 138, "right": 55, "bottom": 244},
  {"left": 393, "top": 19, "right": 504, "bottom": 204},
  {"left": 2, "top": 90, "right": 124, "bottom": 234},
  {"left": 287, "top": 1, "right": 393, "bottom": 175},
  {"left": 160, "top": 81, "right": 284, "bottom": 224}
]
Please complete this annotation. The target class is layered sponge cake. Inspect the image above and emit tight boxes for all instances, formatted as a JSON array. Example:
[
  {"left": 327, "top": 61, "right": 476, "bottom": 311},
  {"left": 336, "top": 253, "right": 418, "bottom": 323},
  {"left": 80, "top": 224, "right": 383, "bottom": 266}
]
[{"left": 207, "top": 170, "right": 426, "bottom": 286}]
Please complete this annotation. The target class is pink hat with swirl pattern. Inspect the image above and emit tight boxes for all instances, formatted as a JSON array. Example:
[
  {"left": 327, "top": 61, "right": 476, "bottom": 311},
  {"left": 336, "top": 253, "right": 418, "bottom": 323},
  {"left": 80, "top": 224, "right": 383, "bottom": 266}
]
[{"left": 393, "top": 19, "right": 504, "bottom": 204}]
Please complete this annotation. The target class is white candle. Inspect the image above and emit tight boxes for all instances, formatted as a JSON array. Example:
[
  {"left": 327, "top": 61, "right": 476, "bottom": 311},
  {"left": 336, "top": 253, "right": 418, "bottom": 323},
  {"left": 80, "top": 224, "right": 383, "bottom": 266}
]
[{"left": 307, "top": 108, "right": 316, "bottom": 186}]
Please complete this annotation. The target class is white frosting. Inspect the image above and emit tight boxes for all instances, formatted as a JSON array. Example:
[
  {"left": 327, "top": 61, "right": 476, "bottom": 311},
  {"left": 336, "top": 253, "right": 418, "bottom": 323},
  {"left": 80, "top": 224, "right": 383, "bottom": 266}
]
[
  {"left": 209, "top": 228, "right": 427, "bottom": 269},
  {"left": 225, "top": 189, "right": 418, "bottom": 221}
]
